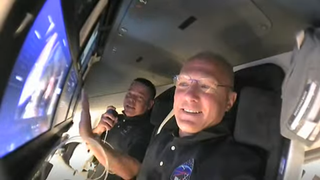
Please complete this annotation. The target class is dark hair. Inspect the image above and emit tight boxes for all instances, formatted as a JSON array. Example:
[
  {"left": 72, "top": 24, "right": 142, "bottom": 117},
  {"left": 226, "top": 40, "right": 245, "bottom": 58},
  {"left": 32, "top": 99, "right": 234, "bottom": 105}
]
[
  {"left": 133, "top": 78, "right": 156, "bottom": 99},
  {"left": 188, "top": 51, "right": 234, "bottom": 86}
]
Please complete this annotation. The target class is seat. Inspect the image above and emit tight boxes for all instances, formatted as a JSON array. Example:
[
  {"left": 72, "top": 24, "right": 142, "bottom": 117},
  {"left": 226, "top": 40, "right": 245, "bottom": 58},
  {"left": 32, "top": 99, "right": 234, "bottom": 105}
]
[
  {"left": 234, "top": 87, "right": 285, "bottom": 180},
  {"left": 233, "top": 63, "right": 288, "bottom": 180},
  {"left": 150, "top": 86, "right": 175, "bottom": 127}
]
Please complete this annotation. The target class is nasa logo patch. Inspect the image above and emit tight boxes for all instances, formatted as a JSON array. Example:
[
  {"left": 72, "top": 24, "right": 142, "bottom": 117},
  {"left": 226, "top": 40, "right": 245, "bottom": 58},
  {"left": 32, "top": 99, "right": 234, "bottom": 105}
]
[{"left": 170, "top": 158, "right": 194, "bottom": 180}]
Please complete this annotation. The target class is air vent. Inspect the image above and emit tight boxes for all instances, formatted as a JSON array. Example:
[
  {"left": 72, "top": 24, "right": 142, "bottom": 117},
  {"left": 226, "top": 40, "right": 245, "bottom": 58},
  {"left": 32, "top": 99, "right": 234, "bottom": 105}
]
[
  {"left": 178, "top": 16, "right": 197, "bottom": 30},
  {"left": 136, "top": 56, "right": 143, "bottom": 63}
]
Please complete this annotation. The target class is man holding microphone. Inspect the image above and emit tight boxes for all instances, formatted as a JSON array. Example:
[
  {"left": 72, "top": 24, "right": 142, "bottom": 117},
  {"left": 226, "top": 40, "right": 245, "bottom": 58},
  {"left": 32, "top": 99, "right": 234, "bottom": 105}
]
[{"left": 90, "top": 78, "right": 156, "bottom": 179}]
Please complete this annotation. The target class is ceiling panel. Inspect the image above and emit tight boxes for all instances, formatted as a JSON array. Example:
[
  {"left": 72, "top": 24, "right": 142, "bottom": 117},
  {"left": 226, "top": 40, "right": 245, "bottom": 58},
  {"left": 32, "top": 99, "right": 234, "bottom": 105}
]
[{"left": 85, "top": 0, "right": 317, "bottom": 97}]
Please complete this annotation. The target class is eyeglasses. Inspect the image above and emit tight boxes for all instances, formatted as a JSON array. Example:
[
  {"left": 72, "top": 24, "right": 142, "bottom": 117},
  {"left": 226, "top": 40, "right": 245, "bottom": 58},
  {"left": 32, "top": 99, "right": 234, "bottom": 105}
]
[{"left": 173, "top": 75, "right": 233, "bottom": 93}]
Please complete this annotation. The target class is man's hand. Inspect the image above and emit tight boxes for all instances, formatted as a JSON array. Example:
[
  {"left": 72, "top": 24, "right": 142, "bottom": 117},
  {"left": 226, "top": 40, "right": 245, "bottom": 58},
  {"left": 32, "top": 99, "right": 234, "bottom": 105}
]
[
  {"left": 79, "top": 91, "right": 140, "bottom": 179},
  {"left": 79, "top": 90, "right": 94, "bottom": 139},
  {"left": 93, "top": 106, "right": 118, "bottom": 135}
]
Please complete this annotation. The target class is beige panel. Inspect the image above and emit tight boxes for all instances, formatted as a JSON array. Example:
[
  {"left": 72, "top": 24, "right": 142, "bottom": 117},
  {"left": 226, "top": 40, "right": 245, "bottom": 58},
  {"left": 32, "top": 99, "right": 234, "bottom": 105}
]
[{"left": 0, "top": 0, "right": 14, "bottom": 32}]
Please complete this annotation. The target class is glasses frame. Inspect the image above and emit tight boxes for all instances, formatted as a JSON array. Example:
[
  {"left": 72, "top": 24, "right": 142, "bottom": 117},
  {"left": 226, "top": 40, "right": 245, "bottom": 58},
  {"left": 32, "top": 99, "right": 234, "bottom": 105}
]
[{"left": 173, "top": 75, "right": 233, "bottom": 92}]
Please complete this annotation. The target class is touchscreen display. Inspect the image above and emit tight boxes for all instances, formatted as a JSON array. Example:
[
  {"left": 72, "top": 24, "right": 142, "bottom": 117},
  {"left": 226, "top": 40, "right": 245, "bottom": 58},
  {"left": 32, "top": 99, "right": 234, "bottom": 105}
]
[
  {"left": 0, "top": 0, "right": 72, "bottom": 157},
  {"left": 53, "top": 67, "right": 78, "bottom": 126}
]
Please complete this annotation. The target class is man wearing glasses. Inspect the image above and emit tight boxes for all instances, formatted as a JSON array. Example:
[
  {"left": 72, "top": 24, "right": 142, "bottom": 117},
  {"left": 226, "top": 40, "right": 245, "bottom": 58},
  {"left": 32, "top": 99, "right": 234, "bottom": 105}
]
[{"left": 80, "top": 51, "right": 264, "bottom": 180}]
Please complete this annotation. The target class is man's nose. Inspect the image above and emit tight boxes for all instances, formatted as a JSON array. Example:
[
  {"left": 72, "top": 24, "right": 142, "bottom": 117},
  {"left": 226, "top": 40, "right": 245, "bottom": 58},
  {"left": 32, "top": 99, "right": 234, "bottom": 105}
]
[
  {"left": 128, "top": 96, "right": 136, "bottom": 103},
  {"left": 184, "top": 84, "right": 200, "bottom": 102}
]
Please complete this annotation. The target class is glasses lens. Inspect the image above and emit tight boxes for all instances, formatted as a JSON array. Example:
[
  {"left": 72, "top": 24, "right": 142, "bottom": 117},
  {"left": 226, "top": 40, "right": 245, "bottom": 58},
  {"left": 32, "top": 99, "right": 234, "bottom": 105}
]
[{"left": 174, "top": 75, "right": 191, "bottom": 88}]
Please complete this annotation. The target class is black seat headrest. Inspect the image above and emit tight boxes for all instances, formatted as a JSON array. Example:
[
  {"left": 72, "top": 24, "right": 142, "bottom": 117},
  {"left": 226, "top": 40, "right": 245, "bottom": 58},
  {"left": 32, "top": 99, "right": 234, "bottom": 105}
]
[
  {"left": 150, "top": 86, "right": 175, "bottom": 126},
  {"left": 228, "top": 63, "right": 285, "bottom": 132},
  {"left": 234, "top": 87, "right": 284, "bottom": 180},
  {"left": 234, "top": 63, "right": 285, "bottom": 93}
]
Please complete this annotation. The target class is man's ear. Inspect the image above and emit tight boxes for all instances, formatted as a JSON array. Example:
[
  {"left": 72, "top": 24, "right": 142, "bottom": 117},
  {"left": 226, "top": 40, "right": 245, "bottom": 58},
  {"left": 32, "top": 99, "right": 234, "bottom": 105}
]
[
  {"left": 226, "top": 92, "right": 237, "bottom": 112},
  {"left": 148, "top": 99, "right": 155, "bottom": 110}
]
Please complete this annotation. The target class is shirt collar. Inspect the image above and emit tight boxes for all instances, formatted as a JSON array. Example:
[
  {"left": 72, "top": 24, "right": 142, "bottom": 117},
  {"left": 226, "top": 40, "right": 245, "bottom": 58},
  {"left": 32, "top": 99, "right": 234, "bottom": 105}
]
[
  {"left": 172, "top": 117, "right": 231, "bottom": 143},
  {"left": 121, "top": 110, "right": 151, "bottom": 123}
]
